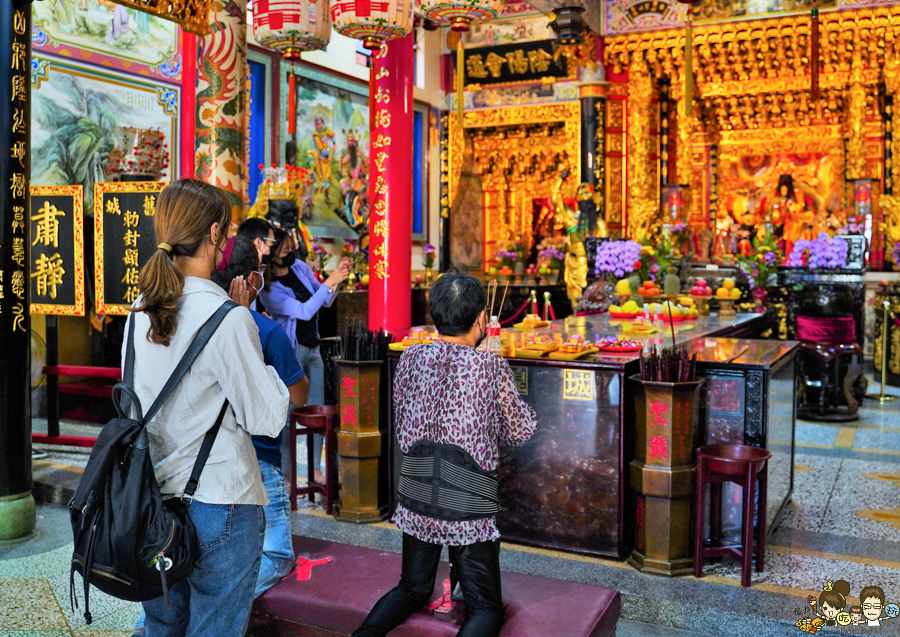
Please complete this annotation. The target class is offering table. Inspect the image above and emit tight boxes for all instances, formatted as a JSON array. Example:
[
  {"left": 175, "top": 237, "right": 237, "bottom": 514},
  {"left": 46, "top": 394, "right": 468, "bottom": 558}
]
[{"left": 386, "top": 313, "right": 795, "bottom": 560}]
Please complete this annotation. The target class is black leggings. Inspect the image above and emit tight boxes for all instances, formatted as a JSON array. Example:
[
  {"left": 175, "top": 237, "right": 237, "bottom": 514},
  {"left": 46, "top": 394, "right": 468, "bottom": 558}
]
[{"left": 353, "top": 533, "right": 504, "bottom": 637}]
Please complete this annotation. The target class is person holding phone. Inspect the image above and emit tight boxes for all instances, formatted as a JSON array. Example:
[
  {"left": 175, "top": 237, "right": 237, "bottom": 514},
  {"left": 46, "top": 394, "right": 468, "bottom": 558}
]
[{"left": 259, "top": 230, "right": 351, "bottom": 483}]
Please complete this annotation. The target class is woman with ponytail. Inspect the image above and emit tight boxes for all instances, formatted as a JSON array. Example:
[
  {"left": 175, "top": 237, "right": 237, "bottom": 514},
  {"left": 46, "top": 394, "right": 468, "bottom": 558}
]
[{"left": 125, "top": 178, "right": 290, "bottom": 637}]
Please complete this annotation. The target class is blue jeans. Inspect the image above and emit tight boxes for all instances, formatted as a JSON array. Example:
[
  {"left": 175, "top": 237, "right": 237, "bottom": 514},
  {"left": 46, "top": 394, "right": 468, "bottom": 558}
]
[
  {"left": 254, "top": 461, "right": 294, "bottom": 599},
  {"left": 142, "top": 502, "right": 265, "bottom": 637},
  {"left": 283, "top": 344, "right": 325, "bottom": 475}
]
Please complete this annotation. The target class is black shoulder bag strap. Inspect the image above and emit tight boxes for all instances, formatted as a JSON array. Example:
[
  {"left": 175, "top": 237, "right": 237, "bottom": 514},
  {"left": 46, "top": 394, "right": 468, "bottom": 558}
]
[{"left": 123, "top": 299, "right": 238, "bottom": 500}]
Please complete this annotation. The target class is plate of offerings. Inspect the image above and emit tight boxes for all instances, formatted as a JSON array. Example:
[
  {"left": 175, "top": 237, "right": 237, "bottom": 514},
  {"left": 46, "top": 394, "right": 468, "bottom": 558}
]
[
  {"left": 548, "top": 335, "right": 598, "bottom": 360},
  {"left": 621, "top": 317, "right": 658, "bottom": 335},
  {"left": 523, "top": 335, "right": 560, "bottom": 353},
  {"left": 389, "top": 329, "right": 433, "bottom": 350},
  {"left": 596, "top": 338, "right": 644, "bottom": 353},
  {"left": 513, "top": 313, "right": 551, "bottom": 331}
]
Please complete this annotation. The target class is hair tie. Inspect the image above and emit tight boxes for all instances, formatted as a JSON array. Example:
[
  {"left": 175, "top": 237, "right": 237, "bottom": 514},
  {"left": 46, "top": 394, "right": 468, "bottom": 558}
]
[{"left": 158, "top": 243, "right": 172, "bottom": 253}]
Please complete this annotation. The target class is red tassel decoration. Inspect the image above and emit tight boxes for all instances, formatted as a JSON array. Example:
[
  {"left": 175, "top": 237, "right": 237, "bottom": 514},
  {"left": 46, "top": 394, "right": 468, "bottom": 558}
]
[
  {"left": 288, "top": 69, "right": 297, "bottom": 136},
  {"left": 811, "top": 7, "right": 820, "bottom": 102}
]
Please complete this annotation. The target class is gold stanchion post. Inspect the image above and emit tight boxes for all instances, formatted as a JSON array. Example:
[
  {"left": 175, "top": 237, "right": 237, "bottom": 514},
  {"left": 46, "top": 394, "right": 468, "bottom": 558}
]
[{"left": 866, "top": 300, "right": 900, "bottom": 403}]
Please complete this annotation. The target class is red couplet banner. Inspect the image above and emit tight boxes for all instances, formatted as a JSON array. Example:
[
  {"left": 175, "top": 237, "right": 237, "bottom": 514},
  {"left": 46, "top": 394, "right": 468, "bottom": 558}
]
[{"left": 368, "top": 33, "right": 414, "bottom": 334}]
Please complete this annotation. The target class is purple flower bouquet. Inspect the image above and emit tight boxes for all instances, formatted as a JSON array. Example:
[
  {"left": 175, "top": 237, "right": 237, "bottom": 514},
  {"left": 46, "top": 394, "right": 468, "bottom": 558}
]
[{"left": 594, "top": 240, "right": 642, "bottom": 279}]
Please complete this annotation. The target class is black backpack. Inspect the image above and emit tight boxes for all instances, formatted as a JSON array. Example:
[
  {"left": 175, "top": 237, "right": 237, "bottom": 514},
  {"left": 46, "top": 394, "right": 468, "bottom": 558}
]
[{"left": 69, "top": 300, "right": 237, "bottom": 624}]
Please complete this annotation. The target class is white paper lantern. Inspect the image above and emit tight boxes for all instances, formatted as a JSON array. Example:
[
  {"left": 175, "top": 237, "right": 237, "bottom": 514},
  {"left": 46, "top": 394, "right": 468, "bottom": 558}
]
[
  {"left": 254, "top": 0, "right": 332, "bottom": 59},
  {"left": 330, "top": 0, "right": 413, "bottom": 50}
]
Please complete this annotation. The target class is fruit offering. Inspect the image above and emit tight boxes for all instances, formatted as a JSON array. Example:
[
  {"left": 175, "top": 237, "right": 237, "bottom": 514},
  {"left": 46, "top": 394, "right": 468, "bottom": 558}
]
[
  {"left": 690, "top": 278, "right": 713, "bottom": 297},
  {"left": 639, "top": 280, "right": 660, "bottom": 297},
  {"left": 559, "top": 334, "right": 593, "bottom": 354},
  {"left": 615, "top": 279, "right": 632, "bottom": 295},
  {"left": 497, "top": 266, "right": 514, "bottom": 277},
  {"left": 609, "top": 299, "right": 641, "bottom": 316},
  {"left": 425, "top": 331, "right": 442, "bottom": 342},
  {"left": 525, "top": 335, "right": 559, "bottom": 353}
]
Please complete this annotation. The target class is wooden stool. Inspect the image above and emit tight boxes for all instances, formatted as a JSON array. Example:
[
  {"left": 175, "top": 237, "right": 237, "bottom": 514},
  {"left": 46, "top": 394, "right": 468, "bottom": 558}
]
[
  {"left": 693, "top": 443, "right": 771, "bottom": 588},
  {"left": 289, "top": 405, "right": 338, "bottom": 514}
]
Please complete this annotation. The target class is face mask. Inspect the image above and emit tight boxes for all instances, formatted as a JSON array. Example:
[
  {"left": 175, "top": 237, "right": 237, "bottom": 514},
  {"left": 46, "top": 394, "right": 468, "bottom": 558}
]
[
  {"left": 277, "top": 252, "right": 297, "bottom": 269},
  {"left": 250, "top": 270, "right": 264, "bottom": 295},
  {"left": 474, "top": 315, "right": 487, "bottom": 349},
  {"left": 213, "top": 236, "right": 234, "bottom": 273},
  {"left": 261, "top": 251, "right": 273, "bottom": 265}
]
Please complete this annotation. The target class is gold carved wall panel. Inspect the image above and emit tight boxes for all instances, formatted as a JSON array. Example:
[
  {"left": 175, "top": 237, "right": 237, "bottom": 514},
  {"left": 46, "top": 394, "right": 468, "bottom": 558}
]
[{"left": 447, "top": 103, "right": 581, "bottom": 266}]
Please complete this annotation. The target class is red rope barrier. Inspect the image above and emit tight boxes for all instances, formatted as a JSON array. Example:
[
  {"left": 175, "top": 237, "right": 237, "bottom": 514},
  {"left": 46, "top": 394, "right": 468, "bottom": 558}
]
[
  {"left": 548, "top": 303, "right": 556, "bottom": 321},
  {"left": 500, "top": 299, "right": 531, "bottom": 326}
]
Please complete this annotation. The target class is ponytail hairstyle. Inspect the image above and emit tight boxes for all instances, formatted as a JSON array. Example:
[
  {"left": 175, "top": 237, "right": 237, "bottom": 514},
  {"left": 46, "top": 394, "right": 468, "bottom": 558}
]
[{"left": 133, "top": 178, "right": 231, "bottom": 346}]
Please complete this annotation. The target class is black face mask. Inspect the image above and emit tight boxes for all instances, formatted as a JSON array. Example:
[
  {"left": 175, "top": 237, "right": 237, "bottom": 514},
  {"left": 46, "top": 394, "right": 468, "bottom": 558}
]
[
  {"left": 261, "top": 251, "right": 273, "bottom": 265},
  {"left": 474, "top": 315, "right": 487, "bottom": 349},
  {"left": 276, "top": 252, "right": 296, "bottom": 269}
]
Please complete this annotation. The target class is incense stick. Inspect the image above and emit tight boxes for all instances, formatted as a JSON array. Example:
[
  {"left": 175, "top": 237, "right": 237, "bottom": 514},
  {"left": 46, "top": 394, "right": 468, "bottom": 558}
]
[
  {"left": 666, "top": 303, "right": 677, "bottom": 350},
  {"left": 498, "top": 281, "right": 509, "bottom": 318}
]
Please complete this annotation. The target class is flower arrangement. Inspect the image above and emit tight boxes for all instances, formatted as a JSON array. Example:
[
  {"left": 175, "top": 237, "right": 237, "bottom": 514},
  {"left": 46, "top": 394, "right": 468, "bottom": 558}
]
[
  {"left": 735, "top": 238, "right": 779, "bottom": 290},
  {"left": 539, "top": 247, "right": 566, "bottom": 270},
  {"left": 494, "top": 249, "right": 518, "bottom": 269},
  {"left": 594, "top": 240, "right": 642, "bottom": 279},
  {"left": 836, "top": 214, "right": 865, "bottom": 235},
  {"left": 309, "top": 241, "right": 330, "bottom": 274},
  {"left": 786, "top": 233, "right": 849, "bottom": 269},
  {"left": 341, "top": 240, "right": 357, "bottom": 260},
  {"left": 422, "top": 243, "right": 435, "bottom": 270},
  {"left": 892, "top": 242, "right": 900, "bottom": 271}
]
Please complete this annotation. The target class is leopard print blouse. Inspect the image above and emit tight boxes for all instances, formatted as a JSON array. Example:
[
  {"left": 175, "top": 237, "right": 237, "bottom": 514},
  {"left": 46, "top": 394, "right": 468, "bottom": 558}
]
[{"left": 392, "top": 341, "right": 537, "bottom": 546}]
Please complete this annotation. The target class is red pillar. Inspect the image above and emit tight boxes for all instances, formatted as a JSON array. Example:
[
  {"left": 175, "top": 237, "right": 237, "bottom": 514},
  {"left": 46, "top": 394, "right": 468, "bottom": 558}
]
[
  {"left": 368, "top": 34, "right": 414, "bottom": 333},
  {"left": 180, "top": 31, "right": 197, "bottom": 179}
]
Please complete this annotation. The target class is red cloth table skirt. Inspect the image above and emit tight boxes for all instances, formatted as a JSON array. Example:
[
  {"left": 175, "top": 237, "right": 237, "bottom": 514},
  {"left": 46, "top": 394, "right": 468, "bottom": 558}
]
[{"left": 796, "top": 316, "right": 856, "bottom": 345}]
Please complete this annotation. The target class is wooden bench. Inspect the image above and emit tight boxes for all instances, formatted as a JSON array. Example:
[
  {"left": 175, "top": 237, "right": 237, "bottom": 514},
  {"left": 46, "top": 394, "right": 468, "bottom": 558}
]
[
  {"left": 249, "top": 536, "right": 620, "bottom": 637},
  {"left": 34, "top": 365, "right": 120, "bottom": 448}
]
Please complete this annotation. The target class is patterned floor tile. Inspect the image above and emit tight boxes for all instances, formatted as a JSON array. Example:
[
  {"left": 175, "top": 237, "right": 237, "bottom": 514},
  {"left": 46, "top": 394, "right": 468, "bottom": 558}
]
[
  {"left": 854, "top": 428, "right": 900, "bottom": 453},
  {"left": 49, "top": 570, "right": 134, "bottom": 630},
  {"left": 0, "top": 580, "right": 67, "bottom": 630},
  {"left": 818, "top": 457, "right": 900, "bottom": 543},
  {"left": 702, "top": 550, "right": 900, "bottom": 599},
  {"left": 775, "top": 453, "right": 840, "bottom": 532},
  {"left": 796, "top": 422, "right": 840, "bottom": 447}
]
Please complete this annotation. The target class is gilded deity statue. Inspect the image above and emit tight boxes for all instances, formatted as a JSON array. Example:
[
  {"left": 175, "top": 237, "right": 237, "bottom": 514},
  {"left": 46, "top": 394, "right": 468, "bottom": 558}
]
[
  {"left": 770, "top": 175, "right": 813, "bottom": 255},
  {"left": 576, "top": 183, "right": 608, "bottom": 238},
  {"left": 551, "top": 165, "right": 587, "bottom": 309},
  {"left": 309, "top": 116, "right": 336, "bottom": 199}
]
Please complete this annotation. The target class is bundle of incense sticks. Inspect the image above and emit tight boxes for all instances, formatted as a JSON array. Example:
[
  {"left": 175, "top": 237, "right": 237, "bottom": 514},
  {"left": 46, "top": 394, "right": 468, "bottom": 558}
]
[
  {"left": 639, "top": 345, "right": 697, "bottom": 383},
  {"left": 486, "top": 279, "right": 508, "bottom": 318},
  {"left": 341, "top": 319, "right": 393, "bottom": 361}
]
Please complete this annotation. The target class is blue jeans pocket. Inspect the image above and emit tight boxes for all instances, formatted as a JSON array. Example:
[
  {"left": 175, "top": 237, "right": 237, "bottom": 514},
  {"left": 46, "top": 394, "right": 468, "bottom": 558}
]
[{"left": 192, "top": 502, "right": 233, "bottom": 550}]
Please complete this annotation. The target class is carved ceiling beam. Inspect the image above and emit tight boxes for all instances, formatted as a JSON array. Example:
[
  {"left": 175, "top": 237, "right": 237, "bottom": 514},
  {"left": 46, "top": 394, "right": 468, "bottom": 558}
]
[{"left": 604, "top": 4, "right": 900, "bottom": 100}]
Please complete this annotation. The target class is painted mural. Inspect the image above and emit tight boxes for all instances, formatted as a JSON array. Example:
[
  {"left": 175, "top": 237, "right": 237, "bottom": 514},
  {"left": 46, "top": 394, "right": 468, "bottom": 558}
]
[
  {"left": 32, "top": 0, "right": 181, "bottom": 80},
  {"left": 31, "top": 57, "right": 178, "bottom": 214},
  {"left": 465, "top": 14, "right": 553, "bottom": 47},
  {"left": 290, "top": 72, "right": 370, "bottom": 241}
]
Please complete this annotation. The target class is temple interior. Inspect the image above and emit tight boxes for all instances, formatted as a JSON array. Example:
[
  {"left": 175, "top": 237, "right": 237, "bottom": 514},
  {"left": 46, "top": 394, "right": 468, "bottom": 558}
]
[{"left": 4, "top": 0, "right": 900, "bottom": 636}]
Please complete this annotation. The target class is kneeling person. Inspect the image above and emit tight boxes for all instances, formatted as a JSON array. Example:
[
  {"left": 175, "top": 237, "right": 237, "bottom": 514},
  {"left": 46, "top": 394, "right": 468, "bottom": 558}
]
[
  {"left": 212, "top": 238, "right": 310, "bottom": 598},
  {"left": 353, "top": 270, "right": 538, "bottom": 637}
]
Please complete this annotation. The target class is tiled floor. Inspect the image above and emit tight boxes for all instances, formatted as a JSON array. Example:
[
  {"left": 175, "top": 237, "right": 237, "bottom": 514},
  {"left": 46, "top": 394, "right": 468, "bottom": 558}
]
[{"left": 5, "top": 376, "right": 900, "bottom": 636}]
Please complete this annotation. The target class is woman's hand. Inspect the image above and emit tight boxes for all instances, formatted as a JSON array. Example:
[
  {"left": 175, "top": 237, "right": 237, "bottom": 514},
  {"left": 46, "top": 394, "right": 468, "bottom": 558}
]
[
  {"left": 324, "top": 259, "right": 352, "bottom": 289},
  {"left": 229, "top": 275, "right": 251, "bottom": 309}
]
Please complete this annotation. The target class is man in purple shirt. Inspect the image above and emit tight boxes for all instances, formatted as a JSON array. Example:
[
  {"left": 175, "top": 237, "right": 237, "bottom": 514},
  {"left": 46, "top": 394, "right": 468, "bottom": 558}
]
[{"left": 353, "top": 270, "right": 537, "bottom": 637}]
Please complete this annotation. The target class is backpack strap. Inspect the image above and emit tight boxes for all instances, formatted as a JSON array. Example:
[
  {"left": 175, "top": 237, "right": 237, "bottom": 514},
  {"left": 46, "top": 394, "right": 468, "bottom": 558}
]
[
  {"left": 182, "top": 400, "right": 228, "bottom": 503},
  {"left": 142, "top": 300, "right": 238, "bottom": 425}
]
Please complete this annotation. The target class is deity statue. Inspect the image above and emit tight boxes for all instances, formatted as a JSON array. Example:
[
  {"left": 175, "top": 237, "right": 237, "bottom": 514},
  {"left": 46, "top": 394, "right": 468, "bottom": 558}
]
[
  {"left": 551, "top": 165, "right": 587, "bottom": 309},
  {"left": 712, "top": 206, "right": 736, "bottom": 258},
  {"left": 771, "top": 174, "right": 814, "bottom": 255}
]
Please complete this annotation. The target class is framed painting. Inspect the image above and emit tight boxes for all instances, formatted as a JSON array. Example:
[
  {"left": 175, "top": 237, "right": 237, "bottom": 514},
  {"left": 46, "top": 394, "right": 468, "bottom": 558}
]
[
  {"left": 31, "top": 56, "right": 179, "bottom": 216},
  {"left": 283, "top": 65, "right": 370, "bottom": 241},
  {"left": 32, "top": 0, "right": 182, "bottom": 82}
]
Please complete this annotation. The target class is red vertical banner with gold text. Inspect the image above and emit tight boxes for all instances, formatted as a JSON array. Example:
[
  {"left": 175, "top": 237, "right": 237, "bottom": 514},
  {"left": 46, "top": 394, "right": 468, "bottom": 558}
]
[{"left": 368, "top": 34, "right": 414, "bottom": 334}]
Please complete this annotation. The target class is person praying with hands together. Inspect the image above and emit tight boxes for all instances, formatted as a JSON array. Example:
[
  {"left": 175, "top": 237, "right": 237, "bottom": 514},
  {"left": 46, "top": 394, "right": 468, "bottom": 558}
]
[{"left": 259, "top": 229, "right": 352, "bottom": 484}]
